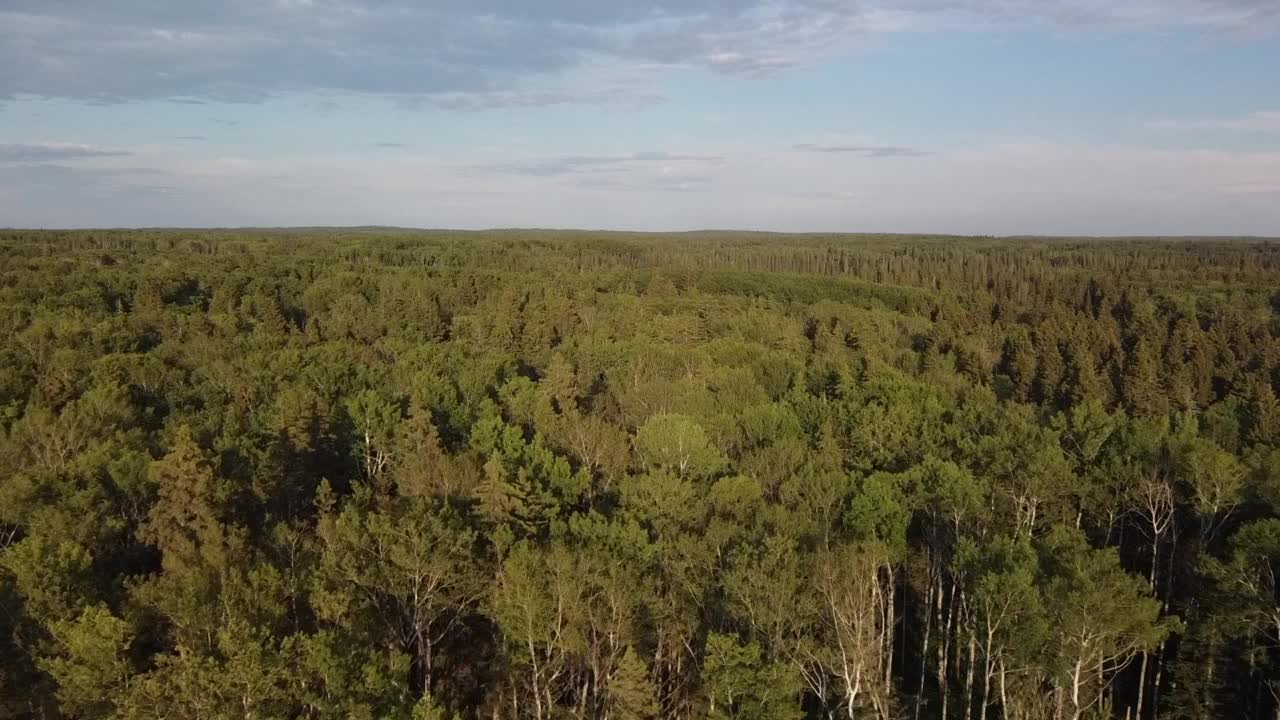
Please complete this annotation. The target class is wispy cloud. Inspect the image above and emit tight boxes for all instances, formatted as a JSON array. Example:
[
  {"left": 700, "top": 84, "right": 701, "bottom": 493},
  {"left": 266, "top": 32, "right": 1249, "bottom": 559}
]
[
  {"left": 475, "top": 151, "right": 724, "bottom": 177},
  {"left": 459, "top": 150, "right": 725, "bottom": 195},
  {"left": 375, "top": 142, "right": 407, "bottom": 148},
  {"left": 573, "top": 173, "right": 714, "bottom": 193},
  {"left": 704, "top": 52, "right": 798, "bottom": 75},
  {"left": 1220, "top": 180, "right": 1280, "bottom": 194},
  {"left": 886, "top": 0, "right": 1280, "bottom": 32},
  {"left": 3, "top": 1, "right": 1273, "bottom": 107},
  {"left": 4, "top": 140, "right": 1279, "bottom": 233},
  {"left": 0, "top": 142, "right": 131, "bottom": 162},
  {"left": 1148, "top": 110, "right": 1280, "bottom": 132},
  {"left": 794, "top": 143, "right": 931, "bottom": 157},
  {"left": 427, "top": 88, "right": 667, "bottom": 111}
]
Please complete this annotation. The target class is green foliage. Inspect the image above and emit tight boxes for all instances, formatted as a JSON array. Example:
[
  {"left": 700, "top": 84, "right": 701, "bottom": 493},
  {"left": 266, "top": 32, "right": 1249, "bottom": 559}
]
[
  {"left": 635, "top": 413, "right": 726, "bottom": 479},
  {"left": 610, "top": 647, "right": 660, "bottom": 720},
  {"left": 314, "top": 494, "right": 483, "bottom": 698},
  {"left": 1037, "top": 526, "right": 1173, "bottom": 717},
  {"left": 702, "top": 633, "right": 803, "bottom": 720},
  {"left": 0, "top": 535, "right": 94, "bottom": 623},
  {"left": 139, "top": 424, "right": 235, "bottom": 574},
  {"left": 38, "top": 605, "right": 134, "bottom": 719},
  {"left": 1, "top": 229, "right": 1277, "bottom": 719}
]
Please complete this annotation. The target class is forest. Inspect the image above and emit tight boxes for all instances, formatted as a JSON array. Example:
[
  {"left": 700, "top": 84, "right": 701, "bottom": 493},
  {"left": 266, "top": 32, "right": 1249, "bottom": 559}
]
[{"left": 0, "top": 229, "right": 1278, "bottom": 720}]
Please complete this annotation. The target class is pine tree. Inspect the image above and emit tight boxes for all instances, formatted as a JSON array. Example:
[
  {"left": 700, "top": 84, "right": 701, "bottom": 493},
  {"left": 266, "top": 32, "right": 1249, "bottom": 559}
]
[
  {"left": 139, "top": 425, "right": 231, "bottom": 574},
  {"left": 395, "top": 402, "right": 457, "bottom": 498},
  {"left": 1060, "top": 340, "right": 1103, "bottom": 409},
  {"left": 998, "top": 327, "right": 1037, "bottom": 401},
  {"left": 37, "top": 606, "right": 135, "bottom": 720},
  {"left": 1122, "top": 339, "right": 1169, "bottom": 417},
  {"left": 1243, "top": 375, "right": 1280, "bottom": 447},
  {"left": 701, "top": 633, "right": 803, "bottom": 720},
  {"left": 609, "top": 647, "right": 660, "bottom": 720},
  {"left": 475, "top": 454, "right": 528, "bottom": 530}
]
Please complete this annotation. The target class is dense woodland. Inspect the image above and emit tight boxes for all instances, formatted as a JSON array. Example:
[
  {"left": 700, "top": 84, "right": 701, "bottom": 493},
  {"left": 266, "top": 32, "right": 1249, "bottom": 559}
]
[{"left": 1, "top": 229, "right": 1279, "bottom": 720}]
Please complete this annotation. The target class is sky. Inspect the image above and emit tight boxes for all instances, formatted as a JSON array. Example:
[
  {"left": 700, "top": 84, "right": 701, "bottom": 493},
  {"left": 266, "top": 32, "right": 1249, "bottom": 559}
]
[{"left": 1, "top": 1, "right": 1279, "bottom": 235}]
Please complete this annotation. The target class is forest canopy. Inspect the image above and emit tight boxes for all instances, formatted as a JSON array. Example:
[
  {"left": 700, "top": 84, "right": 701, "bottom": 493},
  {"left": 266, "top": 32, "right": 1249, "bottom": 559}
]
[{"left": 1, "top": 229, "right": 1278, "bottom": 720}]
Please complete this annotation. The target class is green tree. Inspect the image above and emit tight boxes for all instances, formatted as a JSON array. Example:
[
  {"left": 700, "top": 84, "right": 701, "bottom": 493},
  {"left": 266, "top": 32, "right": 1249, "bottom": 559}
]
[
  {"left": 139, "top": 425, "right": 234, "bottom": 574},
  {"left": 1201, "top": 520, "right": 1280, "bottom": 712},
  {"left": 1178, "top": 436, "right": 1246, "bottom": 546},
  {"left": 345, "top": 389, "right": 401, "bottom": 486},
  {"left": 702, "top": 633, "right": 803, "bottom": 720},
  {"left": 1038, "top": 527, "right": 1170, "bottom": 720},
  {"left": 490, "top": 541, "right": 582, "bottom": 720},
  {"left": 956, "top": 536, "right": 1045, "bottom": 720},
  {"left": 37, "top": 605, "right": 135, "bottom": 719},
  {"left": 314, "top": 494, "right": 483, "bottom": 699},
  {"left": 635, "top": 413, "right": 726, "bottom": 479},
  {"left": 0, "top": 535, "right": 94, "bottom": 624},
  {"left": 609, "top": 647, "right": 660, "bottom": 720}
]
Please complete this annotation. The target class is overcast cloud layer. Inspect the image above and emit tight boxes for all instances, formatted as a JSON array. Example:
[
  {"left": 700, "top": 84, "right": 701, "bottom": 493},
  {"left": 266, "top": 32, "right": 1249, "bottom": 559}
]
[
  {"left": 1, "top": 0, "right": 1278, "bottom": 233},
  {"left": 3, "top": 0, "right": 1278, "bottom": 103}
]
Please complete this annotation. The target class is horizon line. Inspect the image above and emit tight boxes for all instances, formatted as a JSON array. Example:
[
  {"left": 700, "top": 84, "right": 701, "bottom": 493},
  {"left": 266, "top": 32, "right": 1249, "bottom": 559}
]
[{"left": 2, "top": 226, "right": 1278, "bottom": 241}]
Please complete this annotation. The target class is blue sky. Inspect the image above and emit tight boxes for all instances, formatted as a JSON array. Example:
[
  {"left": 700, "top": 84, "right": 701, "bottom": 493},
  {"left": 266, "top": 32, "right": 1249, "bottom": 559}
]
[{"left": 1, "top": 0, "right": 1278, "bottom": 234}]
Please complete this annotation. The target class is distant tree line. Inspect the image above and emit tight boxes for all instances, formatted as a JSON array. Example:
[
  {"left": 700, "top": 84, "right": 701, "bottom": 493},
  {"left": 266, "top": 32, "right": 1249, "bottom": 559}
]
[{"left": 0, "top": 229, "right": 1277, "bottom": 719}]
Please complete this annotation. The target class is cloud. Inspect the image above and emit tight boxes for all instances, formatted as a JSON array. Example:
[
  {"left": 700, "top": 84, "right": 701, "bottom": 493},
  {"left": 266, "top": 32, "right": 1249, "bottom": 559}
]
[
  {"left": 572, "top": 173, "right": 714, "bottom": 193},
  {"left": 427, "top": 87, "right": 667, "bottom": 111},
  {"left": 0, "top": 142, "right": 131, "bottom": 162},
  {"left": 375, "top": 142, "right": 406, "bottom": 149},
  {"left": 1148, "top": 110, "right": 1280, "bottom": 132},
  {"left": 704, "top": 52, "right": 798, "bottom": 75},
  {"left": 1220, "top": 181, "right": 1280, "bottom": 194},
  {"left": 4, "top": 1, "right": 1272, "bottom": 107},
  {"left": 795, "top": 143, "right": 932, "bottom": 157},
  {"left": 3, "top": 139, "right": 1279, "bottom": 234},
  {"left": 474, "top": 151, "right": 724, "bottom": 178},
  {"left": 886, "top": 0, "right": 1280, "bottom": 31},
  {"left": 0, "top": 161, "right": 233, "bottom": 226}
]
